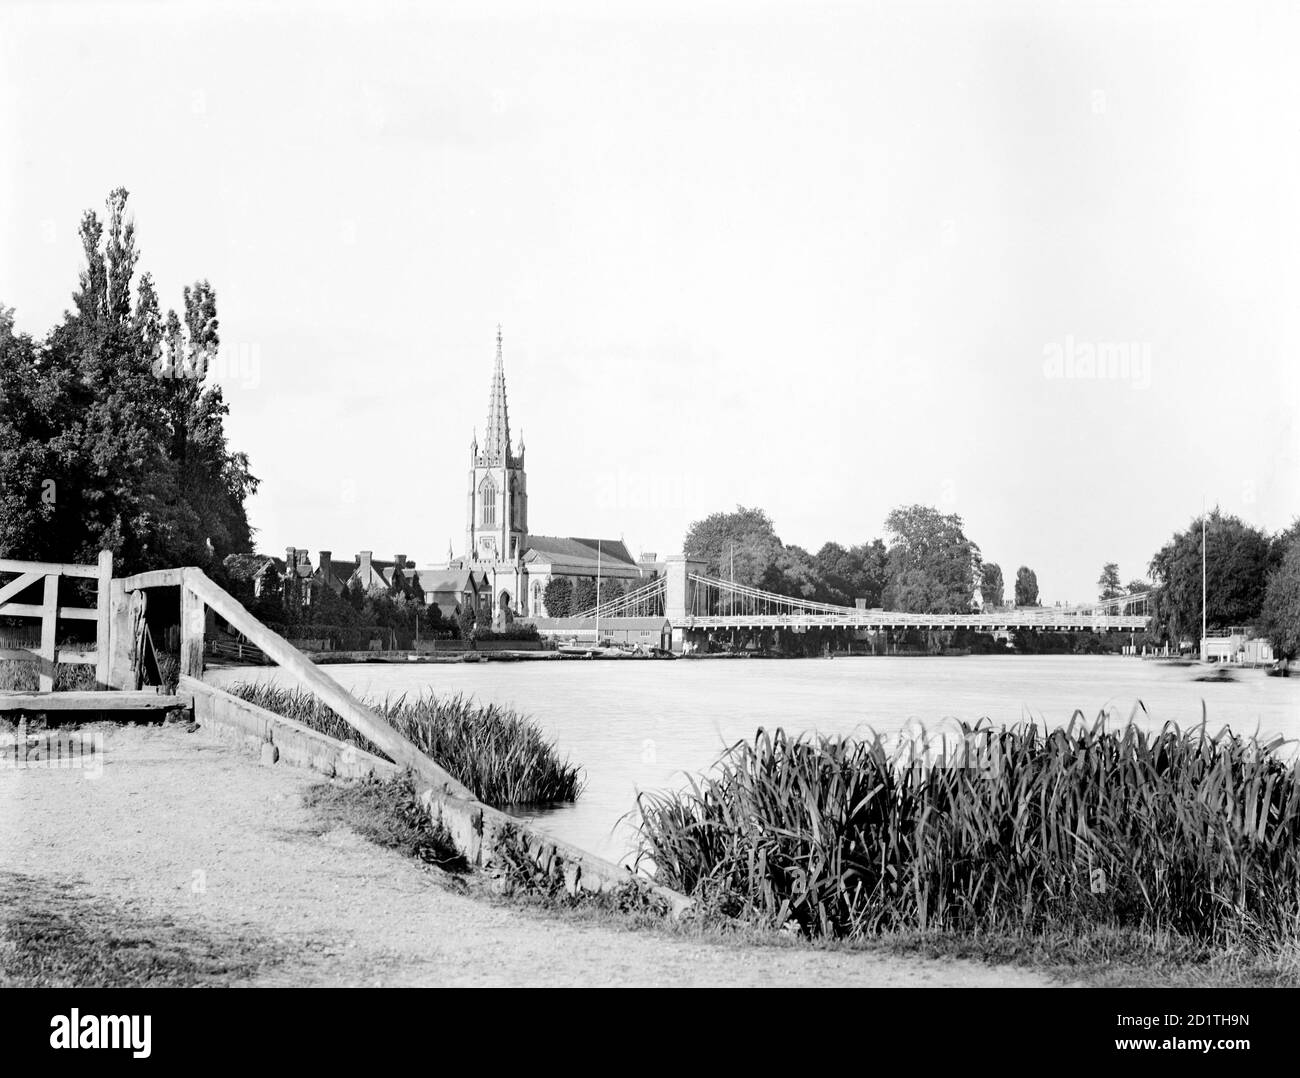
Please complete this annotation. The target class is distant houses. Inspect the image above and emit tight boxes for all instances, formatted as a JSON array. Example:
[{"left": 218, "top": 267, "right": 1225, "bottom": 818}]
[{"left": 222, "top": 547, "right": 485, "bottom": 619}]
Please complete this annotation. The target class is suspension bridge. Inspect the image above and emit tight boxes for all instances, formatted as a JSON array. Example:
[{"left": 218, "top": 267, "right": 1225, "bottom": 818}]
[{"left": 569, "top": 557, "right": 1151, "bottom": 649}]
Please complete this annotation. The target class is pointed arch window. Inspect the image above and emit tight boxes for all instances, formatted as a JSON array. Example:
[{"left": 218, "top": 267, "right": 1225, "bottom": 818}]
[{"left": 480, "top": 475, "right": 497, "bottom": 526}]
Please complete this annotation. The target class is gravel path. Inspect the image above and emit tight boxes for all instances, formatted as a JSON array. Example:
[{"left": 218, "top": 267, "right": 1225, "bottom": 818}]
[{"left": 0, "top": 724, "right": 1059, "bottom": 987}]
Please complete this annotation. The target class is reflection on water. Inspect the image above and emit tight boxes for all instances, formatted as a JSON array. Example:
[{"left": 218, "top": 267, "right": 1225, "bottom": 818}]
[{"left": 207, "top": 656, "right": 1299, "bottom": 865}]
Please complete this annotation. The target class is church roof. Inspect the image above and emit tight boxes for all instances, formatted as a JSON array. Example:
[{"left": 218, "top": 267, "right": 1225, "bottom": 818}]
[{"left": 522, "top": 536, "right": 639, "bottom": 571}]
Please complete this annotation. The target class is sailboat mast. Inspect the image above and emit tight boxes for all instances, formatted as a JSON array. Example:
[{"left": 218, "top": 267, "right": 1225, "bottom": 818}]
[
  {"left": 596, "top": 540, "right": 602, "bottom": 645},
  {"left": 1202, "top": 508, "right": 1207, "bottom": 654}
]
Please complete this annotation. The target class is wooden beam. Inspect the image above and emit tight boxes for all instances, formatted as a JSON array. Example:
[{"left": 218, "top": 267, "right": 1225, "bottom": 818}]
[
  {"left": 37, "top": 575, "right": 57, "bottom": 692},
  {"left": 0, "top": 691, "right": 190, "bottom": 712},
  {"left": 105, "top": 579, "right": 135, "bottom": 691},
  {"left": 0, "top": 604, "right": 98, "bottom": 621},
  {"left": 0, "top": 648, "right": 97, "bottom": 665},
  {"left": 120, "top": 568, "right": 187, "bottom": 592},
  {"left": 180, "top": 585, "right": 205, "bottom": 679},
  {"left": 184, "top": 569, "right": 474, "bottom": 800},
  {"left": 0, "top": 558, "right": 99, "bottom": 579},
  {"left": 0, "top": 571, "right": 42, "bottom": 607},
  {"left": 95, "top": 550, "right": 112, "bottom": 688}
]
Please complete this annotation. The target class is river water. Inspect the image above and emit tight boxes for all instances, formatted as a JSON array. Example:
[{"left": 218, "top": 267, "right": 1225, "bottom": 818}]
[{"left": 207, "top": 656, "right": 1299, "bottom": 865}]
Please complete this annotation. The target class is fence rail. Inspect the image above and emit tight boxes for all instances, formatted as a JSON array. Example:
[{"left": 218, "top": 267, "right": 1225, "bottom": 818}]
[{"left": 0, "top": 551, "right": 112, "bottom": 689}]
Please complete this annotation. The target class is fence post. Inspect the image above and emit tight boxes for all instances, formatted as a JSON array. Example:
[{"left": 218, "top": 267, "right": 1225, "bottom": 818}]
[
  {"left": 106, "top": 579, "right": 135, "bottom": 690},
  {"left": 38, "top": 572, "right": 58, "bottom": 691},
  {"left": 95, "top": 550, "right": 112, "bottom": 688},
  {"left": 181, "top": 577, "right": 206, "bottom": 680}
]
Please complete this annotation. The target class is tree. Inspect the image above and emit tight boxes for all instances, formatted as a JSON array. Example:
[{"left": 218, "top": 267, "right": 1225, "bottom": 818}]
[
  {"left": 454, "top": 605, "right": 474, "bottom": 640},
  {"left": 1098, "top": 562, "right": 1122, "bottom": 601},
  {"left": 880, "top": 505, "right": 981, "bottom": 613},
  {"left": 571, "top": 577, "right": 598, "bottom": 613},
  {"left": 249, "top": 563, "right": 283, "bottom": 622},
  {"left": 810, "top": 540, "right": 890, "bottom": 607},
  {"left": 981, "top": 562, "right": 1005, "bottom": 609},
  {"left": 812, "top": 541, "right": 854, "bottom": 605},
  {"left": 1148, "top": 509, "right": 1272, "bottom": 646},
  {"left": 0, "top": 188, "right": 257, "bottom": 571},
  {"left": 596, "top": 578, "right": 625, "bottom": 608},
  {"left": 1015, "top": 566, "right": 1039, "bottom": 606},
  {"left": 1269, "top": 518, "right": 1300, "bottom": 570},
  {"left": 849, "top": 539, "right": 889, "bottom": 608},
  {"left": 683, "top": 505, "right": 786, "bottom": 590},
  {"left": 1126, "top": 578, "right": 1148, "bottom": 595},
  {"left": 542, "top": 576, "right": 573, "bottom": 618},
  {"left": 1258, "top": 535, "right": 1300, "bottom": 660}
]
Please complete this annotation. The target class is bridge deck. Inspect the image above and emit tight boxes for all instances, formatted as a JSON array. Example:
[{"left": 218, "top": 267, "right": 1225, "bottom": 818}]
[{"left": 684, "top": 614, "right": 1149, "bottom": 632}]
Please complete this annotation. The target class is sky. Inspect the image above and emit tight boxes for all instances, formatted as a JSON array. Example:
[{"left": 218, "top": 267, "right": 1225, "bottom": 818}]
[{"left": 2, "top": 0, "right": 1297, "bottom": 603}]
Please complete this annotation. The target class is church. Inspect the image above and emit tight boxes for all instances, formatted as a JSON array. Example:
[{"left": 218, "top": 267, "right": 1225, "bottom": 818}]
[{"left": 429, "top": 329, "right": 650, "bottom": 620}]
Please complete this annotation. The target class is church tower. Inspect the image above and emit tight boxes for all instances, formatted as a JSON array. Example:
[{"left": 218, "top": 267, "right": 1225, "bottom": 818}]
[{"left": 465, "top": 326, "right": 528, "bottom": 567}]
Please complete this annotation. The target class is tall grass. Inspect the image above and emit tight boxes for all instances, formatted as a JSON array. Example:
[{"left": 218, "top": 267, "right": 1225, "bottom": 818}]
[
  {"left": 636, "top": 710, "right": 1300, "bottom": 945},
  {"left": 0, "top": 661, "right": 98, "bottom": 692},
  {"left": 226, "top": 681, "right": 583, "bottom": 807}
]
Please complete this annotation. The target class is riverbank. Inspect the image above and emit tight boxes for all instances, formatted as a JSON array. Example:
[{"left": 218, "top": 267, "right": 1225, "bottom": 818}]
[{"left": 0, "top": 723, "right": 1057, "bottom": 987}]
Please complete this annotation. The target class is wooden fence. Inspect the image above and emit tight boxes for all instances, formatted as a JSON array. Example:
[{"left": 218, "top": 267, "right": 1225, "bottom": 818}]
[{"left": 0, "top": 551, "right": 113, "bottom": 690}]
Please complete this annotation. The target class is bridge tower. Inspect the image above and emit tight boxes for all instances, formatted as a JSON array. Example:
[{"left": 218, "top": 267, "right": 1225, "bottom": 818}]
[{"left": 664, "top": 554, "right": 707, "bottom": 652}]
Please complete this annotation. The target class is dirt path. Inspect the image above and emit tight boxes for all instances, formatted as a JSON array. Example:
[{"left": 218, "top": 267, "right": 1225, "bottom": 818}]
[{"left": 0, "top": 724, "right": 1060, "bottom": 987}]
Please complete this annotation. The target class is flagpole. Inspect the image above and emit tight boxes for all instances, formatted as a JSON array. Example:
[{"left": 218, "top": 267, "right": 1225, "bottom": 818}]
[{"left": 1201, "top": 501, "right": 1207, "bottom": 659}]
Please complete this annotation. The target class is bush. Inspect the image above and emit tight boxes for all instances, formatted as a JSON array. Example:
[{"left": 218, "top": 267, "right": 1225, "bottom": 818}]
[
  {"left": 636, "top": 713, "right": 1300, "bottom": 944},
  {"left": 472, "top": 623, "right": 541, "bottom": 643}
]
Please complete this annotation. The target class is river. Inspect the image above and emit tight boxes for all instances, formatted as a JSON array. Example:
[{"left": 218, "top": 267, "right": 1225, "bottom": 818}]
[{"left": 206, "top": 656, "right": 1299, "bottom": 865}]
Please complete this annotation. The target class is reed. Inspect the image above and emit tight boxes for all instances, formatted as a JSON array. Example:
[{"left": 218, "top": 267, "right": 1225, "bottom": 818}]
[
  {"left": 635, "top": 709, "right": 1300, "bottom": 944},
  {"left": 225, "top": 681, "right": 584, "bottom": 807}
]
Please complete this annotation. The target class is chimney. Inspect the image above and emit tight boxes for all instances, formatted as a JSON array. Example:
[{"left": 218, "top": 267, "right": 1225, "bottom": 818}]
[
  {"left": 319, "top": 550, "right": 332, "bottom": 584},
  {"left": 394, "top": 554, "right": 406, "bottom": 570},
  {"left": 285, "top": 546, "right": 296, "bottom": 569},
  {"left": 296, "top": 549, "right": 309, "bottom": 569},
  {"left": 359, "top": 551, "right": 373, "bottom": 577}
]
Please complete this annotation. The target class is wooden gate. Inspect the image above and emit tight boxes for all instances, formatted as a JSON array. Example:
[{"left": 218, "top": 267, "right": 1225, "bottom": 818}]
[{"left": 0, "top": 551, "right": 113, "bottom": 690}]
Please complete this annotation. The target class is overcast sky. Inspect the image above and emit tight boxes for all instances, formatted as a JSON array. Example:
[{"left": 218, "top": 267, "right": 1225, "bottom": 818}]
[{"left": 3, "top": 0, "right": 1296, "bottom": 603}]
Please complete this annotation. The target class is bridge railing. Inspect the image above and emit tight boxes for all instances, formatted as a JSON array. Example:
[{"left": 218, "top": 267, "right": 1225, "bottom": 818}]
[{"left": 0, "top": 551, "right": 113, "bottom": 690}]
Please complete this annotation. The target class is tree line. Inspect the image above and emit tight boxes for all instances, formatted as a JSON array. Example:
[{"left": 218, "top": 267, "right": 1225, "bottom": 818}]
[
  {"left": 0, "top": 189, "right": 256, "bottom": 576},
  {"left": 677, "top": 503, "right": 1300, "bottom": 660},
  {"left": 1143, "top": 510, "right": 1300, "bottom": 659},
  {"left": 680, "top": 504, "right": 1045, "bottom": 615}
]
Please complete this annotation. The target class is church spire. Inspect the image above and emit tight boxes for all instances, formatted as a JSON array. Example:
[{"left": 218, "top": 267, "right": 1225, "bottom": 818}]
[{"left": 483, "top": 324, "right": 511, "bottom": 464}]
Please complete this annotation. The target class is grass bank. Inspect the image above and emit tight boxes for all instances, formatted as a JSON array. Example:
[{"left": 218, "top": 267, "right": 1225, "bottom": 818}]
[
  {"left": 0, "top": 870, "right": 282, "bottom": 988},
  {"left": 225, "top": 681, "right": 583, "bottom": 807},
  {"left": 634, "top": 712, "right": 1300, "bottom": 977}
]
